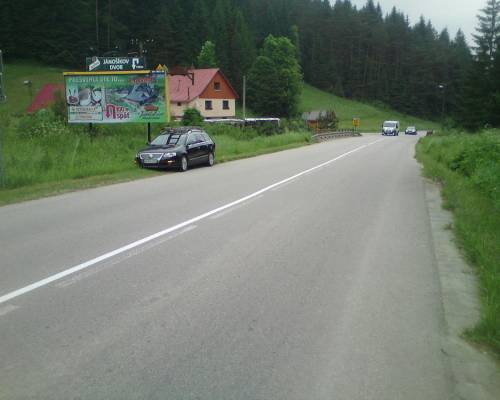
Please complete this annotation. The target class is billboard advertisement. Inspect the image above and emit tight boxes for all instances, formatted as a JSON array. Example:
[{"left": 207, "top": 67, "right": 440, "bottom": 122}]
[{"left": 63, "top": 71, "right": 169, "bottom": 124}]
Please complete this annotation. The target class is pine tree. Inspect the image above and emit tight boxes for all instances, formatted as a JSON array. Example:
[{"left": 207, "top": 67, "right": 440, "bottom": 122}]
[
  {"left": 197, "top": 41, "right": 218, "bottom": 68},
  {"left": 228, "top": 9, "right": 257, "bottom": 93},
  {"left": 473, "top": 0, "right": 500, "bottom": 63},
  {"left": 247, "top": 35, "right": 302, "bottom": 117},
  {"left": 459, "top": 0, "right": 500, "bottom": 128}
]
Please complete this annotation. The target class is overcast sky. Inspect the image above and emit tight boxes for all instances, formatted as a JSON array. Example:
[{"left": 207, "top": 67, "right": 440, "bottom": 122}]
[{"left": 350, "top": 0, "right": 486, "bottom": 44}]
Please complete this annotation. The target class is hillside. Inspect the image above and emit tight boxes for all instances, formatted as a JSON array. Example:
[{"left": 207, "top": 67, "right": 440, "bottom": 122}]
[
  {"left": 1, "top": 63, "right": 64, "bottom": 115},
  {"left": 1, "top": 62, "right": 438, "bottom": 132},
  {"left": 300, "top": 84, "right": 439, "bottom": 132}
]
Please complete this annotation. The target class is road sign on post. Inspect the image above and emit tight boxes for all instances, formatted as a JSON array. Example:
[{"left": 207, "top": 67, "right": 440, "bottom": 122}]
[
  {"left": 85, "top": 57, "right": 147, "bottom": 72},
  {"left": 352, "top": 117, "right": 360, "bottom": 128}
]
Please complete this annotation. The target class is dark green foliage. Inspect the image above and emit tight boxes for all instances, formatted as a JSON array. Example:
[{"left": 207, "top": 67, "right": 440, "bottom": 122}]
[
  {"left": 247, "top": 35, "right": 302, "bottom": 117},
  {"left": 197, "top": 41, "right": 218, "bottom": 68},
  {"left": 1, "top": 0, "right": 492, "bottom": 125},
  {"left": 181, "top": 108, "right": 203, "bottom": 125},
  {"left": 51, "top": 89, "right": 67, "bottom": 121},
  {"left": 457, "top": 0, "right": 500, "bottom": 129}
]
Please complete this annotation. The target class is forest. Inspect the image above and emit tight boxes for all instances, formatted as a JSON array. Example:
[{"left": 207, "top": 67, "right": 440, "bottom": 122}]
[{"left": 1, "top": 0, "right": 499, "bottom": 127}]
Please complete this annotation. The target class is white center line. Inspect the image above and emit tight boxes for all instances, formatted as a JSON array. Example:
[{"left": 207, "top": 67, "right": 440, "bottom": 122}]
[{"left": 0, "top": 139, "right": 383, "bottom": 305}]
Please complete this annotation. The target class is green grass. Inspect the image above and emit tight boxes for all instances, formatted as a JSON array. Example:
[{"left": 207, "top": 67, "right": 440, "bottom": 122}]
[
  {"left": 0, "top": 61, "right": 436, "bottom": 205},
  {"left": 214, "top": 131, "right": 311, "bottom": 162},
  {"left": 300, "top": 84, "right": 439, "bottom": 132},
  {"left": 416, "top": 131, "right": 500, "bottom": 356},
  {"left": 1, "top": 62, "right": 64, "bottom": 115},
  {"left": 0, "top": 62, "right": 312, "bottom": 205}
]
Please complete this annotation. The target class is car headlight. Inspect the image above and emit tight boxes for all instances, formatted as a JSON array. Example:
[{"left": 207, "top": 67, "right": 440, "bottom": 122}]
[{"left": 162, "top": 152, "right": 176, "bottom": 159}]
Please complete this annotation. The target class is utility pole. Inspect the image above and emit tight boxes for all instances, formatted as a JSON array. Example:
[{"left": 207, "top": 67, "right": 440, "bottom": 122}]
[
  {"left": 96, "top": 0, "right": 99, "bottom": 52},
  {"left": 107, "top": 0, "right": 111, "bottom": 51},
  {"left": 0, "top": 50, "right": 6, "bottom": 187},
  {"left": 242, "top": 75, "right": 246, "bottom": 119},
  {"left": 438, "top": 84, "right": 446, "bottom": 120}
]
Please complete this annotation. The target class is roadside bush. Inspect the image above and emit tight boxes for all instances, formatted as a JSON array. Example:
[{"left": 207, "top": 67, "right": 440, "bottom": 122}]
[
  {"left": 419, "top": 131, "right": 500, "bottom": 201},
  {"left": 17, "top": 110, "right": 71, "bottom": 139},
  {"left": 51, "top": 89, "right": 67, "bottom": 121},
  {"left": 182, "top": 108, "right": 203, "bottom": 126},
  {"left": 281, "top": 118, "right": 307, "bottom": 133},
  {"left": 205, "top": 124, "right": 259, "bottom": 140},
  {"left": 416, "top": 130, "right": 500, "bottom": 355}
]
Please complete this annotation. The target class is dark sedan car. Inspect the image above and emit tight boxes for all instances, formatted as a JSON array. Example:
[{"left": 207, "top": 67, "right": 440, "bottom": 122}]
[
  {"left": 405, "top": 126, "right": 417, "bottom": 135},
  {"left": 135, "top": 127, "right": 215, "bottom": 171}
]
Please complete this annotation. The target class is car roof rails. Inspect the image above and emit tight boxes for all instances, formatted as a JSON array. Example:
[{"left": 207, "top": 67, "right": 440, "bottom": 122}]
[{"left": 161, "top": 126, "right": 203, "bottom": 134}]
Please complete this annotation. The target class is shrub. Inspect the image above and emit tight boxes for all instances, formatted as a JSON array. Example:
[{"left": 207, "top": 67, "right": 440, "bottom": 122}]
[
  {"left": 51, "top": 89, "right": 67, "bottom": 121},
  {"left": 182, "top": 108, "right": 203, "bottom": 126},
  {"left": 17, "top": 110, "right": 71, "bottom": 139}
]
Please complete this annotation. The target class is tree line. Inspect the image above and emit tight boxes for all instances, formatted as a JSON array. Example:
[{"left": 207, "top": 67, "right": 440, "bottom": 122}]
[{"left": 0, "top": 0, "right": 498, "bottom": 127}]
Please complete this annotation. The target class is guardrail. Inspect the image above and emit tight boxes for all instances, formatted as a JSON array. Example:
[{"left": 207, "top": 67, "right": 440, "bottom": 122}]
[{"left": 312, "top": 129, "right": 362, "bottom": 142}]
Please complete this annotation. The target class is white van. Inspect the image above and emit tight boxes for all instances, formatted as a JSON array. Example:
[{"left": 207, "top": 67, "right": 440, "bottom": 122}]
[{"left": 382, "top": 121, "right": 400, "bottom": 136}]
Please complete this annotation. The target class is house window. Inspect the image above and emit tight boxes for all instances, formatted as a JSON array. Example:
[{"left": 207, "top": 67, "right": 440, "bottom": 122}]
[
  {"left": 177, "top": 102, "right": 181, "bottom": 106},
  {"left": 214, "top": 82, "right": 221, "bottom": 91},
  {"left": 205, "top": 100, "right": 213, "bottom": 110},
  {"left": 222, "top": 100, "right": 229, "bottom": 110}
]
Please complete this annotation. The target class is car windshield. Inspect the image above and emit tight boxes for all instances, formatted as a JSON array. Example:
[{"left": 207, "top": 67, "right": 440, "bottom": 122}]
[
  {"left": 408, "top": 126, "right": 416, "bottom": 130},
  {"left": 384, "top": 122, "right": 397, "bottom": 128},
  {"left": 150, "top": 133, "right": 185, "bottom": 146}
]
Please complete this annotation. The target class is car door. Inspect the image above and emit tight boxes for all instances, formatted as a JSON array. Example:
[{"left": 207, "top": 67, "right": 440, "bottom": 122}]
[
  {"left": 186, "top": 134, "right": 201, "bottom": 164},
  {"left": 196, "top": 132, "right": 210, "bottom": 162}
]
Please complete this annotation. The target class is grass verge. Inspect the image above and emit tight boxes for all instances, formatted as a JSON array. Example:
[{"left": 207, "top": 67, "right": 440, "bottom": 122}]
[
  {"left": 0, "top": 112, "right": 311, "bottom": 206},
  {"left": 416, "top": 131, "right": 499, "bottom": 356}
]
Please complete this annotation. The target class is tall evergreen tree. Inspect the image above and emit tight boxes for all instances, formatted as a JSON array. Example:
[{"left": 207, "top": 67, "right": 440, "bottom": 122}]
[
  {"left": 197, "top": 41, "right": 218, "bottom": 68},
  {"left": 473, "top": 0, "right": 500, "bottom": 63},
  {"left": 459, "top": 0, "right": 500, "bottom": 128},
  {"left": 247, "top": 35, "right": 302, "bottom": 117}
]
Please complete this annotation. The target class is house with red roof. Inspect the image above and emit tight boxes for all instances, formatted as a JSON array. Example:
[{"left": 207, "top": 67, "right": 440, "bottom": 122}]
[{"left": 169, "top": 68, "right": 239, "bottom": 119}]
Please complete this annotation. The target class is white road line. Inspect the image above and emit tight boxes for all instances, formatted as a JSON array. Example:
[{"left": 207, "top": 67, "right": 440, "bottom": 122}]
[{"left": 0, "top": 139, "right": 383, "bottom": 305}]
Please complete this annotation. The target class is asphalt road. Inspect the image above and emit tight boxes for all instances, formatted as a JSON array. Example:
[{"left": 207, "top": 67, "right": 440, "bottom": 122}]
[{"left": 0, "top": 134, "right": 452, "bottom": 399}]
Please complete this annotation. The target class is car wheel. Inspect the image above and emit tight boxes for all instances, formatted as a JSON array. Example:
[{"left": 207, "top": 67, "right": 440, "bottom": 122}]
[
  {"left": 207, "top": 152, "right": 215, "bottom": 167},
  {"left": 180, "top": 156, "right": 188, "bottom": 172}
]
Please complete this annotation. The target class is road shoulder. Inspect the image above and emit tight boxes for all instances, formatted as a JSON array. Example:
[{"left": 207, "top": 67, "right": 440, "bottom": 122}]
[{"left": 425, "top": 181, "right": 500, "bottom": 400}]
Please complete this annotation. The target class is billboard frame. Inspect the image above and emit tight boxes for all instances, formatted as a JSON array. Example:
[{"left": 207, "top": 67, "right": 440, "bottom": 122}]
[{"left": 63, "top": 70, "right": 170, "bottom": 127}]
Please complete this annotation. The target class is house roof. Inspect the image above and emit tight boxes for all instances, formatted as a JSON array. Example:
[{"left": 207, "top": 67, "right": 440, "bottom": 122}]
[
  {"left": 169, "top": 68, "right": 238, "bottom": 102},
  {"left": 27, "top": 83, "right": 65, "bottom": 113}
]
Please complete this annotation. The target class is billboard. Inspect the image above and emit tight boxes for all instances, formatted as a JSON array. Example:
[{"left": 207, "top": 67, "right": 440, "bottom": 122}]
[
  {"left": 85, "top": 57, "right": 146, "bottom": 72},
  {"left": 63, "top": 71, "right": 169, "bottom": 124}
]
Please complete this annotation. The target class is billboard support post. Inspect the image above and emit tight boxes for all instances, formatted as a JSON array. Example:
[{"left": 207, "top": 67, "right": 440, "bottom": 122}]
[{"left": 147, "top": 123, "right": 151, "bottom": 143}]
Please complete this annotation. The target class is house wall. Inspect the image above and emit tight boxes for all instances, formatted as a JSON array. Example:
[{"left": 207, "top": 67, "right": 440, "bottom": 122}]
[
  {"left": 169, "top": 70, "right": 238, "bottom": 119},
  {"left": 170, "top": 100, "right": 195, "bottom": 119},
  {"left": 170, "top": 98, "right": 236, "bottom": 119},
  {"left": 200, "top": 71, "right": 238, "bottom": 99},
  {"left": 194, "top": 98, "right": 236, "bottom": 118}
]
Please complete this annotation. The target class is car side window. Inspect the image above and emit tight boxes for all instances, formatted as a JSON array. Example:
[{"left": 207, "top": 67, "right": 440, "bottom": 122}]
[{"left": 187, "top": 134, "right": 197, "bottom": 145}]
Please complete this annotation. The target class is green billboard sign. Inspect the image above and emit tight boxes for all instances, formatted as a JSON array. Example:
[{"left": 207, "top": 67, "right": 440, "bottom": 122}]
[
  {"left": 85, "top": 57, "right": 147, "bottom": 72},
  {"left": 63, "top": 71, "right": 169, "bottom": 124}
]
